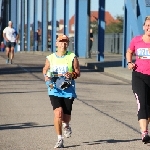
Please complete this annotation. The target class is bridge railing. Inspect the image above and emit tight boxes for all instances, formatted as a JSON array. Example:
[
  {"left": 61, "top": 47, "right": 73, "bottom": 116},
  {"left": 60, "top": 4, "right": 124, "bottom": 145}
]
[
  {"left": 0, "top": 0, "right": 4, "bottom": 42},
  {"left": 123, "top": 0, "right": 150, "bottom": 67}
]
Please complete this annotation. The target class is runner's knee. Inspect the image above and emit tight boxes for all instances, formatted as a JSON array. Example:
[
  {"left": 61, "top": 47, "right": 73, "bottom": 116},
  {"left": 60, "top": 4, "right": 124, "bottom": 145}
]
[
  {"left": 11, "top": 48, "right": 14, "bottom": 52},
  {"left": 54, "top": 109, "right": 63, "bottom": 118}
]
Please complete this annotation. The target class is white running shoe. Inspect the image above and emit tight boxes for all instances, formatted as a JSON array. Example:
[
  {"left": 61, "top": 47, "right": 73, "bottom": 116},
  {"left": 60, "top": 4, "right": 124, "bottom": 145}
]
[
  {"left": 54, "top": 139, "right": 64, "bottom": 148},
  {"left": 63, "top": 126, "right": 72, "bottom": 138},
  {"left": 6, "top": 59, "right": 9, "bottom": 64}
]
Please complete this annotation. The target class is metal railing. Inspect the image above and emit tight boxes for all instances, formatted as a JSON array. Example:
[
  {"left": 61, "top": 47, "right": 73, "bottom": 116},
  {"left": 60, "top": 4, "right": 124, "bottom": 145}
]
[
  {"left": 0, "top": 0, "right": 4, "bottom": 42},
  {"left": 91, "top": 33, "right": 123, "bottom": 54}
]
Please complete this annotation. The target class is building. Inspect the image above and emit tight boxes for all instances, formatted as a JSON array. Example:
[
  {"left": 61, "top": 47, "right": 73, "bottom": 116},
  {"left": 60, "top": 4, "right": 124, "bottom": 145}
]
[{"left": 58, "top": 11, "right": 118, "bottom": 37}]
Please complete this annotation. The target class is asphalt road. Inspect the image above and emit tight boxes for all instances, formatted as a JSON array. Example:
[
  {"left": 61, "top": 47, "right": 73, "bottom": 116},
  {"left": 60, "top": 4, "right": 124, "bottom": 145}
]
[{"left": 0, "top": 52, "right": 150, "bottom": 150}]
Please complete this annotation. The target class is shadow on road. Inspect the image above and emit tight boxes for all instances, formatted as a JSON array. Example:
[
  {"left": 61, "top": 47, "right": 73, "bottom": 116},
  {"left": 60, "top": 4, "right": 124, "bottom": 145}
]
[
  {"left": 83, "top": 138, "right": 141, "bottom": 145},
  {"left": 0, "top": 122, "right": 53, "bottom": 130}
]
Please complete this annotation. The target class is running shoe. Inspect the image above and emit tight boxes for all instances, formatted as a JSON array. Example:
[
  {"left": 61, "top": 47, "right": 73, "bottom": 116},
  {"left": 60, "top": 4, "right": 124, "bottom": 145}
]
[
  {"left": 63, "top": 126, "right": 72, "bottom": 138},
  {"left": 6, "top": 59, "right": 9, "bottom": 64},
  {"left": 142, "top": 131, "right": 150, "bottom": 144},
  {"left": 10, "top": 59, "right": 12, "bottom": 64},
  {"left": 54, "top": 139, "right": 64, "bottom": 148}
]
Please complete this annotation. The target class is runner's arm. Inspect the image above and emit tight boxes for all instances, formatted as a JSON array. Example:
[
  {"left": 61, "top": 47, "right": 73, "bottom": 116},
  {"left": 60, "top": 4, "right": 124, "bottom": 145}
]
[
  {"left": 126, "top": 48, "right": 134, "bottom": 63},
  {"left": 16, "top": 34, "right": 19, "bottom": 42},
  {"left": 43, "top": 59, "right": 50, "bottom": 81},
  {"left": 73, "top": 56, "right": 80, "bottom": 77},
  {"left": 3, "top": 31, "right": 9, "bottom": 42},
  {"left": 126, "top": 48, "right": 135, "bottom": 70}
]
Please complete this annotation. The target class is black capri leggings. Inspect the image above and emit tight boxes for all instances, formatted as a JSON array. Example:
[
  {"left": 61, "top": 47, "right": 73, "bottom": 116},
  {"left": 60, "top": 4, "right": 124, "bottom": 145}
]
[
  {"left": 132, "top": 71, "right": 150, "bottom": 121},
  {"left": 49, "top": 95, "right": 74, "bottom": 115}
]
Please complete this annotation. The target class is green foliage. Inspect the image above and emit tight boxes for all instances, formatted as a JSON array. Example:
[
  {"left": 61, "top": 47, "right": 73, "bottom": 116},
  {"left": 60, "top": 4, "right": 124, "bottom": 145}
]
[
  {"left": 105, "top": 15, "right": 124, "bottom": 33},
  {"left": 90, "top": 15, "right": 124, "bottom": 34},
  {"left": 90, "top": 21, "right": 98, "bottom": 34}
]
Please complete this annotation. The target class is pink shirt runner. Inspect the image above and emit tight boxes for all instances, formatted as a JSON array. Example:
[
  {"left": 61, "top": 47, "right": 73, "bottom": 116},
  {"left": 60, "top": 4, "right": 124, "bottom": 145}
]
[{"left": 129, "top": 35, "right": 150, "bottom": 75}]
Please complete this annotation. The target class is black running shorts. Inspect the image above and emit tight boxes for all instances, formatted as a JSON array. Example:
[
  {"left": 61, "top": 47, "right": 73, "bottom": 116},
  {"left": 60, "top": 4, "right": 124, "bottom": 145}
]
[
  {"left": 49, "top": 95, "right": 74, "bottom": 115},
  {"left": 6, "top": 41, "right": 16, "bottom": 48}
]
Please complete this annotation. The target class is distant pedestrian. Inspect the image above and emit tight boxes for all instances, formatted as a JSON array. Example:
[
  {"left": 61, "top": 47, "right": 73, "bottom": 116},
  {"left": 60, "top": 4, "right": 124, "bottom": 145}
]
[
  {"left": 3, "top": 21, "right": 19, "bottom": 64},
  {"left": 48, "top": 36, "right": 51, "bottom": 51},
  {"left": 43, "top": 35, "right": 80, "bottom": 148},
  {"left": 126, "top": 16, "right": 150, "bottom": 144},
  {"left": 89, "top": 28, "right": 94, "bottom": 58},
  {"left": 1, "top": 42, "right": 5, "bottom": 52}
]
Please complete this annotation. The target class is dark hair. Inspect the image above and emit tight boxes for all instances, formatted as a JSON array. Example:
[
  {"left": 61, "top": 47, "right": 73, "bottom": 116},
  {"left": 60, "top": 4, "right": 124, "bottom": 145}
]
[{"left": 143, "top": 16, "right": 150, "bottom": 25}]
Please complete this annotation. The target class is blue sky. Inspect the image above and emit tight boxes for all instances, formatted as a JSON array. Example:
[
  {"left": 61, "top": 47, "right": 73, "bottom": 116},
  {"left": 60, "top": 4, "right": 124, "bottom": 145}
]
[
  {"left": 32, "top": 0, "right": 124, "bottom": 22},
  {"left": 0, "top": 0, "right": 124, "bottom": 22},
  {"left": 67, "top": 0, "right": 124, "bottom": 19}
]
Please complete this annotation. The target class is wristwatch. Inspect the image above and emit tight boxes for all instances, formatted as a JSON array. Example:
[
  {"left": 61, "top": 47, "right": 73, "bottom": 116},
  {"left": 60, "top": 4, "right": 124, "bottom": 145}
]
[{"left": 127, "top": 62, "right": 132, "bottom": 65}]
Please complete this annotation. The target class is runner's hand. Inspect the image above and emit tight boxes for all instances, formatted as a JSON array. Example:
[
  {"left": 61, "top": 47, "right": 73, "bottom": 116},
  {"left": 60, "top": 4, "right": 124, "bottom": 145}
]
[
  {"left": 5, "top": 38, "right": 9, "bottom": 42},
  {"left": 64, "top": 72, "right": 72, "bottom": 78},
  {"left": 45, "top": 76, "right": 51, "bottom": 81},
  {"left": 128, "top": 63, "right": 135, "bottom": 70}
]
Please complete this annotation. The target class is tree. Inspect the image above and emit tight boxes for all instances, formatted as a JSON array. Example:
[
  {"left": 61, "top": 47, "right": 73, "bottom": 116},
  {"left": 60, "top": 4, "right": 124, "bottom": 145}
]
[
  {"left": 105, "top": 15, "right": 124, "bottom": 33},
  {"left": 90, "top": 15, "right": 124, "bottom": 34},
  {"left": 90, "top": 21, "right": 98, "bottom": 34}
]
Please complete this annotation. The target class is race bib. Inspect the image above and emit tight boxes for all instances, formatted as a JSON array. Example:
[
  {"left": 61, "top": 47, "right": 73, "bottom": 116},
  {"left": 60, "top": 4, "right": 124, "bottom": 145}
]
[
  {"left": 137, "top": 48, "right": 150, "bottom": 59},
  {"left": 52, "top": 65, "right": 68, "bottom": 74}
]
